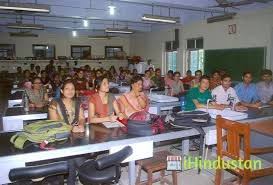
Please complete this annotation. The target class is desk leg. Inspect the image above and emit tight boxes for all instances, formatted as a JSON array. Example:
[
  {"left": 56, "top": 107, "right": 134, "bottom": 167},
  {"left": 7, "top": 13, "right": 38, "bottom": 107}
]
[
  {"left": 129, "top": 160, "right": 136, "bottom": 185},
  {"left": 181, "top": 139, "right": 190, "bottom": 156}
]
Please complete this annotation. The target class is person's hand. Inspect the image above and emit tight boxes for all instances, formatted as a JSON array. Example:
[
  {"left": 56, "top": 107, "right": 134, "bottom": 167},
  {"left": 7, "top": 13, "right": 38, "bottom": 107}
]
[
  {"left": 214, "top": 104, "right": 225, "bottom": 110},
  {"left": 117, "top": 112, "right": 126, "bottom": 120},
  {"left": 109, "top": 113, "right": 118, "bottom": 122},
  {"left": 29, "top": 103, "right": 35, "bottom": 108},
  {"left": 72, "top": 125, "right": 85, "bottom": 133},
  {"left": 235, "top": 105, "right": 248, "bottom": 112},
  {"left": 252, "top": 102, "right": 262, "bottom": 108}
]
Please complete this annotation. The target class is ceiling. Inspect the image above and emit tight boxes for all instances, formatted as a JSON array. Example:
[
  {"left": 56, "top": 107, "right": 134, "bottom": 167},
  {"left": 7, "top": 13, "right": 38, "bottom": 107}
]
[{"left": 0, "top": 0, "right": 272, "bottom": 35}]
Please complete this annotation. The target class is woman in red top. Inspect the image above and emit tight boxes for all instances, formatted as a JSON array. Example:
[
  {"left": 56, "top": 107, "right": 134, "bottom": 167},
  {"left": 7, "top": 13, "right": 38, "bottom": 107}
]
[{"left": 88, "top": 76, "right": 122, "bottom": 124}]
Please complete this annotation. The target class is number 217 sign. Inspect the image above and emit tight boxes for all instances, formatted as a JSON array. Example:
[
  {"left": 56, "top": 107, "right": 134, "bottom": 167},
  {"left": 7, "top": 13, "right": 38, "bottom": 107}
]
[{"left": 228, "top": 24, "right": 236, "bottom": 34}]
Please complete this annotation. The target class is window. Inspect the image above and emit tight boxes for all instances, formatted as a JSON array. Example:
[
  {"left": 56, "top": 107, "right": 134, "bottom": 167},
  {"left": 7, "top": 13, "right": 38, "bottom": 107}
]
[
  {"left": 0, "top": 44, "right": 15, "bottom": 59},
  {"left": 166, "top": 51, "right": 177, "bottom": 72},
  {"left": 105, "top": 46, "right": 123, "bottom": 59},
  {"left": 71, "top": 45, "right": 91, "bottom": 59},
  {"left": 187, "top": 49, "right": 204, "bottom": 73},
  {"left": 33, "top": 45, "right": 55, "bottom": 59},
  {"left": 187, "top": 38, "right": 203, "bottom": 49},
  {"left": 186, "top": 37, "right": 204, "bottom": 72}
]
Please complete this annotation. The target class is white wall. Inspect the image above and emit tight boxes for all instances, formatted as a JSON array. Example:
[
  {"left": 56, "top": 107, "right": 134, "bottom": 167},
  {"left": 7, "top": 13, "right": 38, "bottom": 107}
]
[
  {"left": 130, "top": 7, "right": 273, "bottom": 74},
  {"left": 0, "top": 32, "right": 130, "bottom": 58}
]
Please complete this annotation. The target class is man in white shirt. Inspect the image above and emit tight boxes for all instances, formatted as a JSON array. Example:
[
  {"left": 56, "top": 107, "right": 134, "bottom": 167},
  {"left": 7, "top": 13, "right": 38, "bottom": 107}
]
[{"left": 212, "top": 74, "right": 247, "bottom": 111}]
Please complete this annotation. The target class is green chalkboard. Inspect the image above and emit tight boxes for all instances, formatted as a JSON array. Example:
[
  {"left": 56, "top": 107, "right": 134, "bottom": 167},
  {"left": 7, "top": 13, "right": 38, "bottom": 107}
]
[{"left": 204, "top": 47, "right": 266, "bottom": 82}]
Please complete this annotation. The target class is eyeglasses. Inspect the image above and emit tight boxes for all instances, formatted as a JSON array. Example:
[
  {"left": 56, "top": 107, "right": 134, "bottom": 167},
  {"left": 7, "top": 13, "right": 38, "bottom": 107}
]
[{"left": 33, "top": 82, "right": 42, "bottom": 84}]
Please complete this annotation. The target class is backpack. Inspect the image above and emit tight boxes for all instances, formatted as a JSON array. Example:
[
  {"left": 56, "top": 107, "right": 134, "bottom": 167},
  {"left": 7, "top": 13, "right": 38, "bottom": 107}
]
[{"left": 10, "top": 120, "right": 72, "bottom": 149}]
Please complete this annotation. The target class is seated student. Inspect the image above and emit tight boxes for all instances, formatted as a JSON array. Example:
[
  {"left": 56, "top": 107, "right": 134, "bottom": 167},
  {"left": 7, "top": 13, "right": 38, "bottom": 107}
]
[
  {"left": 191, "top": 70, "right": 202, "bottom": 88},
  {"left": 41, "top": 70, "right": 50, "bottom": 85},
  {"left": 51, "top": 73, "right": 62, "bottom": 98},
  {"left": 15, "top": 66, "right": 23, "bottom": 82},
  {"left": 49, "top": 80, "right": 85, "bottom": 185},
  {"left": 209, "top": 70, "right": 221, "bottom": 90},
  {"left": 151, "top": 68, "right": 165, "bottom": 89},
  {"left": 20, "top": 69, "right": 32, "bottom": 88},
  {"left": 256, "top": 69, "right": 273, "bottom": 105},
  {"left": 49, "top": 79, "right": 85, "bottom": 131},
  {"left": 118, "top": 75, "right": 149, "bottom": 118},
  {"left": 185, "top": 75, "right": 225, "bottom": 111},
  {"left": 171, "top": 72, "right": 184, "bottom": 97},
  {"left": 35, "top": 65, "right": 41, "bottom": 77},
  {"left": 212, "top": 74, "right": 248, "bottom": 111},
  {"left": 25, "top": 77, "right": 49, "bottom": 108},
  {"left": 88, "top": 76, "right": 122, "bottom": 124},
  {"left": 142, "top": 70, "right": 153, "bottom": 90},
  {"left": 75, "top": 69, "right": 89, "bottom": 91},
  {"left": 164, "top": 70, "right": 174, "bottom": 88},
  {"left": 181, "top": 70, "right": 194, "bottom": 88},
  {"left": 234, "top": 72, "right": 261, "bottom": 108},
  {"left": 149, "top": 66, "right": 155, "bottom": 77}
]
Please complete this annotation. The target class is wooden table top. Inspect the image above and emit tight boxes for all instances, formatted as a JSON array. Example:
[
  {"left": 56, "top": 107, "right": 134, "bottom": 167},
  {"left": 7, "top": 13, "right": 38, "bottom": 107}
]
[{"left": 250, "top": 119, "right": 273, "bottom": 137}]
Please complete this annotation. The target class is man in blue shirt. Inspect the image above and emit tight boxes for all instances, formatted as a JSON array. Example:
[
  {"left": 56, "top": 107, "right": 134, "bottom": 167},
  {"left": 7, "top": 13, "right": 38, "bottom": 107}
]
[{"left": 234, "top": 72, "right": 261, "bottom": 108}]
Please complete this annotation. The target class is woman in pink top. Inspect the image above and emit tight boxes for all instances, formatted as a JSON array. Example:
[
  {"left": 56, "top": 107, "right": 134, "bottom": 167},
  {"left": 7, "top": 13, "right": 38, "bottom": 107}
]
[
  {"left": 118, "top": 75, "right": 149, "bottom": 118},
  {"left": 142, "top": 70, "right": 153, "bottom": 90},
  {"left": 164, "top": 70, "right": 174, "bottom": 88}
]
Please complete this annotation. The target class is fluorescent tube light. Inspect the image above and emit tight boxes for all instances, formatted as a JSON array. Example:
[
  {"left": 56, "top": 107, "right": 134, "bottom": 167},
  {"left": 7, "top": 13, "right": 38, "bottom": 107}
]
[
  {"left": 105, "top": 28, "right": 134, "bottom": 34},
  {"left": 7, "top": 23, "right": 45, "bottom": 30},
  {"left": 0, "top": 2, "right": 50, "bottom": 13},
  {"left": 9, "top": 32, "right": 38, "bottom": 37},
  {"left": 88, "top": 36, "right": 114, "bottom": 40},
  {"left": 207, "top": 13, "right": 237, "bottom": 23},
  {"left": 142, "top": 14, "right": 179, "bottom": 23}
]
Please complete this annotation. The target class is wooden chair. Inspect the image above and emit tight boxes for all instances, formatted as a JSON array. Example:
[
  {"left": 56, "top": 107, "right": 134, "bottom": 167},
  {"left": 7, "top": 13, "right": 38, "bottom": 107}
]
[
  {"left": 136, "top": 151, "right": 178, "bottom": 185},
  {"left": 215, "top": 116, "right": 273, "bottom": 185}
]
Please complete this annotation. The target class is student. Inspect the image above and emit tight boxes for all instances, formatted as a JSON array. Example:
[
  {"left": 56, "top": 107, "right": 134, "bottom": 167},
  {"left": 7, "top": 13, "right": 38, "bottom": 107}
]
[
  {"left": 256, "top": 69, "right": 273, "bottom": 105},
  {"left": 35, "top": 65, "right": 41, "bottom": 77},
  {"left": 15, "top": 66, "right": 23, "bottom": 83},
  {"left": 209, "top": 70, "right": 221, "bottom": 90},
  {"left": 49, "top": 79, "right": 85, "bottom": 131},
  {"left": 234, "top": 72, "right": 261, "bottom": 108},
  {"left": 74, "top": 69, "right": 89, "bottom": 94},
  {"left": 51, "top": 73, "right": 62, "bottom": 98},
  {"left": 164, "top": 70, "right": 174, "bottom": 88},
  {"left": 185, "top": 75, "right": 224, "bottom": 111},
  {"left": 171, "top": 72, "right": 184, "bottom": 97},
  {"left": 30, "top": 63, "right": 36, "bottom": 77},
  {"left": 191, "top": 70, "right": 202, "bottom": 88},
  {"left": 41, "top": 70, "right": 50, "bottom": 85},
  {"left": 149, "top": 67, "right": 155, "bottom": 77},
  {"left": 25, "top": 77, "right": 49, "bottom": 108},
  {"left": 181, "top": 70, "right": 194, "bottom": 88},
  {"left": 20, "top": 69, "right": 32, "bottom": 88},
  {"left": 212, "top": 74, "right": 248, "bottom": 111},
  {"left": 45, "top": 59, "right": 55, "bottom": 74},
  {"left": 118, "top": 75, "right": 149, "bottom": 118},
  {"left": 151, "top": 68, "right": 165, "bottom": 89},
  {"left": 48, "top": 79, "right": 85, "bottom": 185},
  {"left": 142, "top": 70, "right": 153, "bottom": 90},
  {"left": 88, "top": 76, "right": 122, "bottom": 123}
]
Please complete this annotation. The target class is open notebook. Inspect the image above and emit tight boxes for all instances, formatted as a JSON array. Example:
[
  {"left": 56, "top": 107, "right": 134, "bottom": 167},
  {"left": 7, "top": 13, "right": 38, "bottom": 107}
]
[{"left": 102, "top": 121, "right": 125, "bottom": 128}]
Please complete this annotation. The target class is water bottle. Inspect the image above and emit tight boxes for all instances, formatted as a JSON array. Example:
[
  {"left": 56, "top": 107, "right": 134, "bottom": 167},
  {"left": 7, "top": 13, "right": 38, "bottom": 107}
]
[
  {"left": 164, "top": 86, "right": 169, "bottom": 96},
  {"left": 180, "top": 96, "right": 186, "bottom": 111},
  {"left": 23, "top": 93, "right": 29, "bottom": 112}
]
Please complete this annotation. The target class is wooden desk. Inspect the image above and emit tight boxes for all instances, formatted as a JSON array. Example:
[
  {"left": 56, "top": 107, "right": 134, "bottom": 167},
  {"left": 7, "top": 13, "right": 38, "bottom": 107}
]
[{"left": 251, "top": 119, "right": 273, "bottom": 137}]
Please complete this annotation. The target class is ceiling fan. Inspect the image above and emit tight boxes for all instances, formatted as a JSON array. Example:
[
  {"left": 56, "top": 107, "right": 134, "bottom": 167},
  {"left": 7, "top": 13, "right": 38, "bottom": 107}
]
[{"left": 210, "top": 0, "right": 273, "bottom": 10}]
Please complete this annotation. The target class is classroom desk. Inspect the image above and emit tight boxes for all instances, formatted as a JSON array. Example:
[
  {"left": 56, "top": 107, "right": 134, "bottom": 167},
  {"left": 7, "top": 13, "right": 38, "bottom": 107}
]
[
  {"left": 0, "top": 123, "right": 214, "bottom": 184},
  {"left": 2, "top": 107, "right": 48, "bottom": 132},
  {"left": 250, "top": 119, "right": 273, "bottom": 137},
  {"left": 8, "top": 90, "right": 23, "bottom": 108}
]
